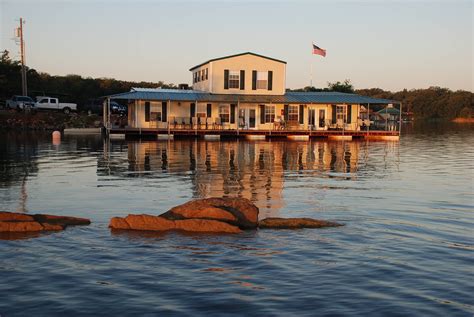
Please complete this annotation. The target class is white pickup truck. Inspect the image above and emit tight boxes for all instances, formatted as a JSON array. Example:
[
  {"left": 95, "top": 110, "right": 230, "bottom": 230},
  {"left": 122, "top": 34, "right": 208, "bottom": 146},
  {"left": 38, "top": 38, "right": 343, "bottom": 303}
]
[{"left": 35, "top": 97, "right": 77, "bottom": 114}]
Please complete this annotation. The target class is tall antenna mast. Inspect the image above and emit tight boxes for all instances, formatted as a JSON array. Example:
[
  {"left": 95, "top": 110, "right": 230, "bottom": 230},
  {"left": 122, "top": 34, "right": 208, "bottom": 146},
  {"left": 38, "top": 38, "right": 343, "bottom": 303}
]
[{"left": 15, "top": 18, "right": 27, "bottom": 96}]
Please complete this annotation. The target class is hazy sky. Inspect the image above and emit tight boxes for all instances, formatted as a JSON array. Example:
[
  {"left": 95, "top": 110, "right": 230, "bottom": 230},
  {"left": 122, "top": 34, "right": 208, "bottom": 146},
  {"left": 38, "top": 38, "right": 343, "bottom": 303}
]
[{"left": 1, "top": 0, "right": 472, "bottom": 91}]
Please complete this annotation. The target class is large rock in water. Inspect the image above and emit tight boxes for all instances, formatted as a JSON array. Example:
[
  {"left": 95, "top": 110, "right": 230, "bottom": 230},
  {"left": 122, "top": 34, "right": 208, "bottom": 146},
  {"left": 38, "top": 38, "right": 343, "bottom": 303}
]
[
  {"left": 258, "top": 217, "right": 343, "bottom": 229},
  {"left": 160, "top": 197, "right": 259, "bottom": 229},
  {"left": 109, "top": 214, "right": 241, "bottom": 233},
  {"left": 109, "top": 197, "right": 258, "bottom": 233},
  {"left": 108, "top": 198, "right": 343, "bottom": 234},
  {"left": 0, "top": 211, "right": 91, "bottom": 233}
]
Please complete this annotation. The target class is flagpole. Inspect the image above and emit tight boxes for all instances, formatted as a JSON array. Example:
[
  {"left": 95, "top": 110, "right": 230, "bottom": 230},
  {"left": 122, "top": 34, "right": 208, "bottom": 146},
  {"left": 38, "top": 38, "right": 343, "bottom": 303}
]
[{"left": 310, "top": 42, "right": 313, "bottom": 88}]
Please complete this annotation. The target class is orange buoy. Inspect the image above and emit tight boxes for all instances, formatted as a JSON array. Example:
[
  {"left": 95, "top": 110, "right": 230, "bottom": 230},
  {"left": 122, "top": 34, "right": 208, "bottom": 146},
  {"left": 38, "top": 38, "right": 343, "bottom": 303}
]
[{"left": 52, "top": 130, "right": 61, "bottom": 145}]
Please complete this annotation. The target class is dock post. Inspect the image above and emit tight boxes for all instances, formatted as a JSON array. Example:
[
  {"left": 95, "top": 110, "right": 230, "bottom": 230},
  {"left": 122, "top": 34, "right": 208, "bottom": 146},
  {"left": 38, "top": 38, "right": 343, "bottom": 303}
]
[
  {"left": 195, "top": 100, "right": 198, "bottom": 137},
  {"left": 167, "top": 99, "right": 171, "bottom": 137},
  {"left": 107, "top": 97, "right": 111, "bottom": 132},
  {"left": 367, "top": 103, "right": 370, "bottom": 137},
  {"left": 237, "top": 99, "right": 240, "bottom": 136},
  {"left": 399, "top": 102, "right": 402, "bottom": 136}
]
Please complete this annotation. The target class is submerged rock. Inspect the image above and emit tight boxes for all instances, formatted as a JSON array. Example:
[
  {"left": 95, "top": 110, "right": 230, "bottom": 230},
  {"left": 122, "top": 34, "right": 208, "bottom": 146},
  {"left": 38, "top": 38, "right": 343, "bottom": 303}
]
[
  {"left": 0, "top": 211, "right": 91, "bottom": 233},
  {"left": 258, "top": 217, "right": 343, "bottom": 229}
]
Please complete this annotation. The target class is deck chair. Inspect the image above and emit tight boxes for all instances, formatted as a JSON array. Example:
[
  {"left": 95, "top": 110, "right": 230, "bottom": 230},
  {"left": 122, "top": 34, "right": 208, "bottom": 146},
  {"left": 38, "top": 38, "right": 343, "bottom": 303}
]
[
  {"left": 206, "top": 117, "right": 214, "bottom": 130},
  {"left": 192, "top": 117, "right": 199, "bottom": 129}
]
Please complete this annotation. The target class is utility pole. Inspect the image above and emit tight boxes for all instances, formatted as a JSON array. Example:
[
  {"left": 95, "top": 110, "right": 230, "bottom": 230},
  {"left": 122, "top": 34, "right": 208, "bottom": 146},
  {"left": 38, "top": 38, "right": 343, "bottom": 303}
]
[{"left": 15, "top": 18, "right": 27, "bottom": 96}]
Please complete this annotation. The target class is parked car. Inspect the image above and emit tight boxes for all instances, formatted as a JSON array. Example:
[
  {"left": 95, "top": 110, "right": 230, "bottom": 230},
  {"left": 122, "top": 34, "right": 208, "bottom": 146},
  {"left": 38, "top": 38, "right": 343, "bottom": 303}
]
[
  {"left": 80, "top": 99, "right": 127, "bottom": 115},
  {"left": 80, "top": 98, "right": 103, "bottom": 115},
  {"left": 35, "top": 96, "right": 77, "bottom": 114},
  {"left": 6, "top": 95, "right": 35, "bottom": 110},
  {"left": 110, "top": 102, "right": 127, "bottom": 115}
]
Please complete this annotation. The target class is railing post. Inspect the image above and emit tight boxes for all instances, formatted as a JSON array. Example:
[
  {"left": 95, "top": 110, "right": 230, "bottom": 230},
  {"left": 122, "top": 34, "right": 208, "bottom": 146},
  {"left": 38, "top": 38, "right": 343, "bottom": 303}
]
[{"left": 167, "top": 99, "right": 171, "bottom": 137}]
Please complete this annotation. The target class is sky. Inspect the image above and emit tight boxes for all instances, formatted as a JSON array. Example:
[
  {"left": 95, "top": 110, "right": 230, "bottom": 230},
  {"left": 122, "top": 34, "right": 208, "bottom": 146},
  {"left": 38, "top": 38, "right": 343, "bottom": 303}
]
[{"left": 1, "top": 0, "right": 472, "bottom": 91}]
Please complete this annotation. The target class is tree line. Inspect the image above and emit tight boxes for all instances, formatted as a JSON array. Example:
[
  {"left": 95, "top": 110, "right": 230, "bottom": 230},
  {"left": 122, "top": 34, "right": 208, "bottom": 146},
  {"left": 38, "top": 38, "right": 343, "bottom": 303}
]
[
  {"left": 290, "top": 80, "right": 472, "bottom": 119},
  {"left": 1, "top": 50, "right": 472, "bottom": 119},
  {"left": 0, "top": 50, "right": 177, "bottom": 108}
]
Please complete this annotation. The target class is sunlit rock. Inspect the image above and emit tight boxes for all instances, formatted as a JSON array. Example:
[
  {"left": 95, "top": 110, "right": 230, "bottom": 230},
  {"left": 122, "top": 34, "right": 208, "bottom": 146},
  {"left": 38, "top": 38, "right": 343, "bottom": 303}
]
[
  {"left": 0, "top": 211, "right": 91, "bottom": 233},
  {"left": 161, "top": 197, "right": 259, "bottom": 229},
  {"left": 258, "top": 217, "right": 343, "bottom": 229},
  {"left": 109, "top": 214, "right": 241, "bottom": 233}
]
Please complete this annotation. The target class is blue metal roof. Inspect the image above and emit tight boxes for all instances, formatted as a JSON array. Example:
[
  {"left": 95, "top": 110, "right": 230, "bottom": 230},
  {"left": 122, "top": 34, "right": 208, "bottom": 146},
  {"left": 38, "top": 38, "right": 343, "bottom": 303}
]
[{"left": 108, "top": 88, "right": 398, "bottom": 104}]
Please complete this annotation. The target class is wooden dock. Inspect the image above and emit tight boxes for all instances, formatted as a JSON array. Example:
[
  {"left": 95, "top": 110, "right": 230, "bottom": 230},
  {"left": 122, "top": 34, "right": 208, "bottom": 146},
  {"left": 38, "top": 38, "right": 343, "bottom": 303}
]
[{"left": 108, "top": 128, "right": 400, "bottom": 140}]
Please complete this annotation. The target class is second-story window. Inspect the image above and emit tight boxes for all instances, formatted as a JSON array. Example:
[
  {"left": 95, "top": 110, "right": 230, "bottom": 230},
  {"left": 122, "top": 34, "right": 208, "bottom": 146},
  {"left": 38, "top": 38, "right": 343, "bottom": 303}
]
[
  {"left": 257, "top": 71, "right": 268, "bottom": 89},
  {"left": 229, "top": 71, "right": 240, "bottom": 89},
  {"left": 205, "top": 68, "right": 208, "bottom": 80},
  {"left": 201, "top": 70, "right": 205, "bottom": 81}
]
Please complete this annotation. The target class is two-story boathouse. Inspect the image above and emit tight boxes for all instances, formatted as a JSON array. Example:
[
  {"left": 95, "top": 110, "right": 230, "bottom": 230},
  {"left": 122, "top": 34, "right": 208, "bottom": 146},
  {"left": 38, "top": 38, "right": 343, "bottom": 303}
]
[{"left": 105, "top": 52, "right": 401, "bottom": 140}]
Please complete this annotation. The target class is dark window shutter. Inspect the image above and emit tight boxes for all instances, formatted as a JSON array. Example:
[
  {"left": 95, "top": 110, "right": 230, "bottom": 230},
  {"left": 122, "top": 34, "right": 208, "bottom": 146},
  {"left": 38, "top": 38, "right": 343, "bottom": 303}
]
[
  {"left": 240, "top": 70, "right": 245, "bottom": 90},
  {"left": 252, "top": 70, "right": 257, "bottom": 90},
  {"left": 145, "top": 102, "right": 150, "bottom": 122},
  {"left": 207, "top": 103, "right": 212, "bottom": 117},
  {"left": 260, "top": 104, "right": 265, "bottom": 124},
  {"left": 268, "top": 71, "right": 273, "bottom": 90},
  {"left": 284, "top": 104, "right": 289, "bottom": 122},
  {"left": 332, "top": 105, "right": 337, "bottom": 124},
  {"left": 162, "top": 102, "right": 167, "bottom": 122},
  {"left": 190, "top": 103, "right": 196, "bottom": 118},
  {"left": 224, "top": 70, "right": 229, "bottom": 90},
  {"left": 230, "top": 104, "right": 236, "bottom": 123},
  {"left": 346, "top": 105, "right": 352, "bottom": 123},
  {"left": 299, "top": 104, "right": 304, "bottom": 124}
]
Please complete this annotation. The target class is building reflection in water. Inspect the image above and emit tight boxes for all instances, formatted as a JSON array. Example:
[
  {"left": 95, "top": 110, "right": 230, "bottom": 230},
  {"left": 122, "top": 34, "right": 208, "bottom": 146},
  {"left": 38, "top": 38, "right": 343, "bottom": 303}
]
[{"left": 114, "top": 139, "right": 369, "bottom": 218}]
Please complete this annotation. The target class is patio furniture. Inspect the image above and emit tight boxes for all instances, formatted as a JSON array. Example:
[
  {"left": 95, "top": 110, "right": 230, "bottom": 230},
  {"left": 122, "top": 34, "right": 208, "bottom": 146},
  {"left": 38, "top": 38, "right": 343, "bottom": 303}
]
[{"left": 206, "top": 117, "right": 214, "bottom": 129}]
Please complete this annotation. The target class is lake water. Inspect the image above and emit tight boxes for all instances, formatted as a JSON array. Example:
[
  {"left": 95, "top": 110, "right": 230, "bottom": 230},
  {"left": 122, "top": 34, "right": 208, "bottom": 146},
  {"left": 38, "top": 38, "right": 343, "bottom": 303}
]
[{"left": 0, "top": 122, "right": 473, "bottom": 316}]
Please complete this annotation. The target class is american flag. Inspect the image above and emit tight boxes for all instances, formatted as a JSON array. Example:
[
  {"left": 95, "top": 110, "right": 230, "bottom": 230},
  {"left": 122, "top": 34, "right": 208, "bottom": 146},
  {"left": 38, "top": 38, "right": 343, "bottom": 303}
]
[{"left": 312, "top": 43, "right": 326, "bottom": 57}]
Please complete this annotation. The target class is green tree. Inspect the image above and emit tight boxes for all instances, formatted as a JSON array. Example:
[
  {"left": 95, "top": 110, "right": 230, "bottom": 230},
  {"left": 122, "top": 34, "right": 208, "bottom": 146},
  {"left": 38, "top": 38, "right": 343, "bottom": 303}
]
[{"left": 327, "top": 79, "right": 354, "bottom": 93}]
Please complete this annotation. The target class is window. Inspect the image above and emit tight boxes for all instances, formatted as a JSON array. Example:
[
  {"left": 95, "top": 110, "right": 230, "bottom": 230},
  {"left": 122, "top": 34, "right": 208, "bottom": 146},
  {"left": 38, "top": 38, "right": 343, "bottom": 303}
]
[
  {"left": 288, "top": 105, "right": 298, "bottom": 122},
  {"left": 219, "top": 104, "right": 230, "bottom": 123},
  {"left": 336, "top": 105, "right": 346, "bottom": 121},
  {"left": 201, "top": 70, "right": 205, "bottom": 81},
  {"left": 205, "top": 68, "right": 208, "bottom": 80},
  {"left": 256, "top": 71, "right": 268, "bottom": 89},
  {"left": 265, "top": 105, "right": 275, "bottom": 123},
  {"left": 197, "top": 103, "right": 207, "bottom": 118},
  {"left": 40, "top": 98, "right": 48, "bottom": 104},
  {"left": 229, "top": 71, "right": 240, "bottom": 89},
  {"left": 151, "top": 103, "right": 162, "bottom": 122},
  {"left": 50, "top": 99, "right": 57, "bottom": 104}
]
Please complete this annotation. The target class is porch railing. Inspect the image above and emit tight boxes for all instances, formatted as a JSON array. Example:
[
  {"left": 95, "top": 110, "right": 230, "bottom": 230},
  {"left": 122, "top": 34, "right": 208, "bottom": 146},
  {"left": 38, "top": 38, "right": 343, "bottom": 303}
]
[{"left": 146, "top": 117, "right": 400, "bottom": 132}]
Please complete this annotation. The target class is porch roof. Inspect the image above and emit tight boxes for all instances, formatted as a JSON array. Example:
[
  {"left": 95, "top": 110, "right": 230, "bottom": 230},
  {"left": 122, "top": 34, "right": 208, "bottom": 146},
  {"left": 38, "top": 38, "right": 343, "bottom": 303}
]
[{"left": 108, "top": 88, "right": 398, "bottom": 105}]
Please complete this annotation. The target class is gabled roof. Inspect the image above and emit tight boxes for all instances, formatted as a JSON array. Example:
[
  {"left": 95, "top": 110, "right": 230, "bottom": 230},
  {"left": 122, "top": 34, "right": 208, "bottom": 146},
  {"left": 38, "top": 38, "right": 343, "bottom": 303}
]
[
  {"left": 108, "top": 88, "right": 398, "bottom": 105},
  {"left": 189, "top": 52, "right": 287, "bottom": 71}
]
